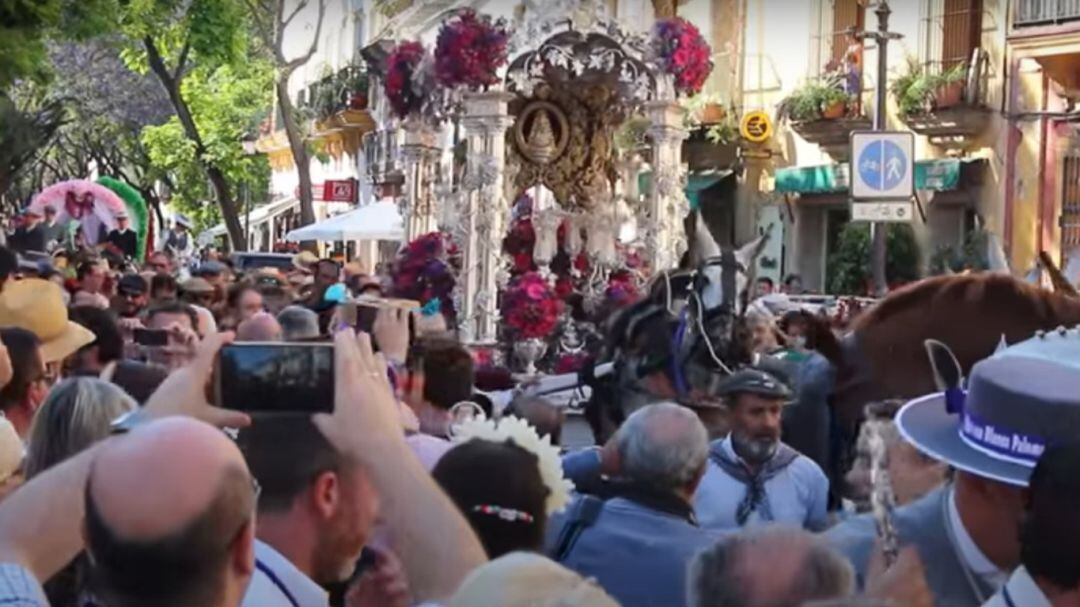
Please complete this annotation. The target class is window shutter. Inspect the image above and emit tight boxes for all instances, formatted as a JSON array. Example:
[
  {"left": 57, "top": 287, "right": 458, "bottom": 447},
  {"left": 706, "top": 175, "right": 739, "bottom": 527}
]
[
  {"left": 831, "top": 0, "right": 865, "bottom": 64},
  {"left": 942, "top": 0, "right": 982, "bottom": 69}
]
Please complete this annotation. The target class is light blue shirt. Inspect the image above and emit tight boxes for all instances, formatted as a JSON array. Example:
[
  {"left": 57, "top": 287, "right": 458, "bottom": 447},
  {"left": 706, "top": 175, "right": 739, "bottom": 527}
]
[
  {"left": 693, "top": 436, "right": 829, "bottom": 531},
  {"left": 546, "top": 496, "right": 722, "bottom": 607},
  {"left": 0, "top": 563, "right": 47, "bottom": 606}
]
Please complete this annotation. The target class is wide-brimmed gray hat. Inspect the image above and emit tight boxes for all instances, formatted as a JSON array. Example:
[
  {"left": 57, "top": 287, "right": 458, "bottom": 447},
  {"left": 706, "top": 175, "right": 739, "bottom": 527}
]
[{"left": 897, "top": 328, "right": 1080, "bottom": 487}]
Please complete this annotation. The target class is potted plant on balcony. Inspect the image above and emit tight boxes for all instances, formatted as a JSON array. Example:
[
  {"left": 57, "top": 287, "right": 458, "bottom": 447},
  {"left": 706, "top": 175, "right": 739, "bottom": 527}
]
[
  {"left": 933, "top": 63, "right": 966, "bottom": 110},
  {"left": 345, "top": 69, "right": 369, "bottom": 110},
  {"left": 891, "top": 58, "right": 935, "bottom": 117},
  {"left": 779, "top": 74, "right": 851, "bottom": 123}
]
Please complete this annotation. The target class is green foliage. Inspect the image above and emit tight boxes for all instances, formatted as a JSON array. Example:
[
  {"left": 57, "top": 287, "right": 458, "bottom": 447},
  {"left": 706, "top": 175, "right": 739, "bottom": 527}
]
[
  {"left": 117, "top": 0, "right": 247, "bottom": 75},
  {"left": 826, "top": 222, "right": 921, "bottom": 295},
  {"left": 0, "top": 0, "right": 119, "bottom": 90},
  {"left": 777, "top": 73, "right": 850, "bottom": 122},
  {"left": 304, "top": 65, "right": 370, "bottom": 122},
  {"left": 892, "top": 58, "right": 969, "bottom": 117},
  {"left": 0, "top": 93, "right": 68, "bottom": 203},
  {"left": 141, "top": 60, "right": 272, "bottom": 230},
  {"left": 928, "top": 228, "right": 991, "bottom": 275}
]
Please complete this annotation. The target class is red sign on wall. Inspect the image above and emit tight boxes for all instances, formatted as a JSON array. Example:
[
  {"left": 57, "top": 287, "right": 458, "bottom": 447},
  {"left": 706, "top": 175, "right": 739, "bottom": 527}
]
[
  {"left": 323, "top": 179, "right": 358, "bottom": 203},
  {"left": 295, "top": 179, "right": 358, "bottom": 203}
]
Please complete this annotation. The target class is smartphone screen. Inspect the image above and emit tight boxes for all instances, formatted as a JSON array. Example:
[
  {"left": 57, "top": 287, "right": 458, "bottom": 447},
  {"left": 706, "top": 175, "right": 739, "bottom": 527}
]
[
  {"left": 133, "top": 328, "right": 169, "bottom": 347},
  {"left": 216, "top": 343, "right": 334, "bottom": 413}
]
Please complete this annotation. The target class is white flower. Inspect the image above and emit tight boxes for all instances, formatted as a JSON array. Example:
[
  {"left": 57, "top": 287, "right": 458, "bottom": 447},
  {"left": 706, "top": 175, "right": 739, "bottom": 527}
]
[{"left": 453, "top": 416, "right": 575, "bottom": 514}]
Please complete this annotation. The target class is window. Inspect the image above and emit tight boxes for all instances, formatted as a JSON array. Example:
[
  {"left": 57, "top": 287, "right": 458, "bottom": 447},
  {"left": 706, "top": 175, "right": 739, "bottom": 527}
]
[
  {"left": 1060, "top": 155, "right": 1080, "bottom": 252},
  {"left": 830, "top": 0, "right": 865, "bottom": 66},
  {"left": 810, "top": 0, "right": 865, "bottom": 80},
  {"left": 922, "top": 0, "right": 983, "bottom": 73},
  {"left": 1015, "top": 0, "right": 1080, "bottom": 27}
]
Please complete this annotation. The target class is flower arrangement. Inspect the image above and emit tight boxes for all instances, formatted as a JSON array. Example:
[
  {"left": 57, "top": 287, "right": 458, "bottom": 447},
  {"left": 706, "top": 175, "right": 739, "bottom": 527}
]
[
  {"left": 453, "top": 416, "right": 574, "bottom": 514},
  {"left": 652, "top": 18, "right": 713, "bottom": 95},
  {"left": 502, "top": 272, "right": 563, "bottom": 339},
  {"left": 503, "top": 217, "right": 537, "bottom": 275},
  {"left": 390, "top": 232, "right": 460, "bottom": 321},
  {"left": 434, "top": 9, "right": 510, "bottom": 90},
  {"left": 385, "top": 41, "right": 428, "bottom": 120}
]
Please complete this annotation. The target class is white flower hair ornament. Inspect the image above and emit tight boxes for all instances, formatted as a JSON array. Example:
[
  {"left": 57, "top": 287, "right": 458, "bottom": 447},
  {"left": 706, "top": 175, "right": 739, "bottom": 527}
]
[{"left": 452, "top": 415, "right": 575, "bottom": 514}]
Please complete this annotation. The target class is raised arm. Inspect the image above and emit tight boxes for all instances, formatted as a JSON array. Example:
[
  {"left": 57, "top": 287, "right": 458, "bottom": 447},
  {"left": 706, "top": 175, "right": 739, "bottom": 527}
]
[{"left": 315, "top": 327, "right": 487, "bottom": 603}]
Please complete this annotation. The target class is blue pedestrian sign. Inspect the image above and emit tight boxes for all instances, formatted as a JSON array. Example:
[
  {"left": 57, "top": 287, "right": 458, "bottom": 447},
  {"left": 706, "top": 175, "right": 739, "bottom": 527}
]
[{"left": 850, "top": 131, "right": 915, "bottom": 201}]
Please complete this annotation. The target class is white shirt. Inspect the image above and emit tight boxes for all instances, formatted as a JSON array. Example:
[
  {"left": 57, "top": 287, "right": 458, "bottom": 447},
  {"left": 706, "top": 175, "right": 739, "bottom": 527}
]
[
  {"left": 241, "top": 540, "right": 329, "bottom": 607},
  {"left": 982, "top": 566, "right": 1053, "bottom": 607},
  {"left": 948, "top": 488, "right": 1009, "bottom": 591}
]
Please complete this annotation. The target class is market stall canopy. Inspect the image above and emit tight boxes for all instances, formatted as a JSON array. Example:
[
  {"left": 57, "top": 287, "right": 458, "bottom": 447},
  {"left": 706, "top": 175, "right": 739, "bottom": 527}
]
[
  {"left": 773, "top": 158, "right": 985, "bottom": 195},
  {"left": 198, "top": 196, "right": 299, "bottom": 246},
  {"left": 284, "top": 201, "right": 403, "bottom": 242}
]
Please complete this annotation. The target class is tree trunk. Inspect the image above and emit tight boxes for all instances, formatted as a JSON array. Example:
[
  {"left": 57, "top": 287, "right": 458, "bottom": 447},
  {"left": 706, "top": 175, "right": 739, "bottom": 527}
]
[
  {"left": 143, "top": 37, "right": 247, "bottom": 251},
  {"left": 276, "top": 79, "right": 316, "bottom": 250}
]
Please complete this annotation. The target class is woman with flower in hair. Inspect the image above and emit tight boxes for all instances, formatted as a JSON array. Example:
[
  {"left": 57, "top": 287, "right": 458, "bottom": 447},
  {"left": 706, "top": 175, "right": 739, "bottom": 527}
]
[{"left": 432, "top": 417, "right": 573, "bottom": 558}]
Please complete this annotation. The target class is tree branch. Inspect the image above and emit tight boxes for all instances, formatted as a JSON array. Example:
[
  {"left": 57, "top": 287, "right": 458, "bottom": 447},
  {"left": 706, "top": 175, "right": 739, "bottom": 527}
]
[
  {"left": 283, "top": 0, "right": 326, "bottom": 74},
  {"left": 281, "top": 0, "right": 310, "bottom": 30},
  {"left": 173, "top": 36, "right": 192, "bottom": 82}
]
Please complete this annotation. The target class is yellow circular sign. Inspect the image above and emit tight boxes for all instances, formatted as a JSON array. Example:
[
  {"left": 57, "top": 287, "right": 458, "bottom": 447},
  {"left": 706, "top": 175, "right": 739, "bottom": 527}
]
[{"left": 740, "top": 111, "right": 773, "bottom": 144}]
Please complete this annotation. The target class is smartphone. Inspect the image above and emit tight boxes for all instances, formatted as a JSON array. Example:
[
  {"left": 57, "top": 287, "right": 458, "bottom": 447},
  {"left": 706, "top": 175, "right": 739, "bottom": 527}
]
[
  {"left": 215, "top": 343, "right": 334, "bottom": 413},
  {"left": 133, "top": 328, "right": 169, "bottom": 347},
  {"left": 338, "top": 297, "right": 418, "bottom": 350}
]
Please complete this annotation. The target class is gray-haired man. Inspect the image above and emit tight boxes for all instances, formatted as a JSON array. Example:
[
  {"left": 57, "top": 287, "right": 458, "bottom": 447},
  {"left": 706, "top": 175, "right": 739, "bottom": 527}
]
[{"left": 545, "top": 402, "right": 721, "bottom": 607}]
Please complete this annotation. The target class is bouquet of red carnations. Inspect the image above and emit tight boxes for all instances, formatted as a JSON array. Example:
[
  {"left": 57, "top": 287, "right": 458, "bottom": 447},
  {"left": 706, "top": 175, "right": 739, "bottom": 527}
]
[
  {"left": 385, "top": 41, "right": 428, "bottom": 119},
  {"left": 652, "top": 18, "right": 713, "bottom": 95},
  {"left": 435, "top": 9, "right": 510, "bottom": 90},
  {"left": 502, "top": 272, "right": 563, "bottom": 339}
]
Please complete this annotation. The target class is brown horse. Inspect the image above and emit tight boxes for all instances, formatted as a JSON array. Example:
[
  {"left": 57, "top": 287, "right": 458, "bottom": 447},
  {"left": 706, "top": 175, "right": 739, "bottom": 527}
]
[{"left": 827, "top": 273, "right": 1080, "bottom": 429}]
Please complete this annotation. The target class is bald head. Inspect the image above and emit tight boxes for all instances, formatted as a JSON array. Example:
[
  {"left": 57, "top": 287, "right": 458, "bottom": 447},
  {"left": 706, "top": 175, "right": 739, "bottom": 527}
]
[
  {"left": 86, "top": 418, "right": 255, "bottom": 607},
  {"left": 89, "top": 417, "right": 248, "bottom": 539},
  {"left": 615, "top": 402, "right": 709, "bottom": 492},
  {"left": 236, "top": 312, "right": 283, "bottom": 343},
  {"left": 689, "top": 527, "right": 854, "bottom": 607}
]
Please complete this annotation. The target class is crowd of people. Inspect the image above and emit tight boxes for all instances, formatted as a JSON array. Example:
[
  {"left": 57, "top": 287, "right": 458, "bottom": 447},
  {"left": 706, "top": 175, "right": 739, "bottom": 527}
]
[{"left": 0, "top": 222, "right": 1075, "bottom": 607}]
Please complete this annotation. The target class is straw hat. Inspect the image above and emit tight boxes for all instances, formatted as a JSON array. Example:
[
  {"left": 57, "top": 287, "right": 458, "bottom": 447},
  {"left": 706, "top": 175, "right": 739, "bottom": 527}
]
[
  {"left": 292, "top": 251, "right": 319, "bottom": 273},
  {"left": 0, "top": 279, "right": 94, "bottom": 363}
]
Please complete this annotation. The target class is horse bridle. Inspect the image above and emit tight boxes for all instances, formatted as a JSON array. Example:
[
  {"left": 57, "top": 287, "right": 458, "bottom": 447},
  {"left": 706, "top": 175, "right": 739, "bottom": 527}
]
[{"left": 671, "top": 249, "right": 746, "bottom": 395}]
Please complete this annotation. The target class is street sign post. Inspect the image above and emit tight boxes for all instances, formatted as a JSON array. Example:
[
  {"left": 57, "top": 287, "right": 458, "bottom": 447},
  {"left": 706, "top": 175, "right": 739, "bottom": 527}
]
[
  {"left": 850, "top": 131, "right": 914, "bottom": 201},
  {"left": 850, "top": 201, "right": 914, "bottom": 223}
]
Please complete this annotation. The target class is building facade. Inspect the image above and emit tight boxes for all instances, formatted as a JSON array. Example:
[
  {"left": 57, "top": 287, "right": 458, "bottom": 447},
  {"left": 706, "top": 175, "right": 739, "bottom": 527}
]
[{"left": 738, "top": 0, "right": 1010, "bottom": 292}]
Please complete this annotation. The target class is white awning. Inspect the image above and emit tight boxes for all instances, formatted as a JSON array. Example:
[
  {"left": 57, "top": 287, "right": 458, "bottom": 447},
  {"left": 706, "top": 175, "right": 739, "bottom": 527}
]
[
  {"left": 197, "top": 196, "right": 300, "bottom": 245},
  {"left": 285, "top": 201, "right": 403, "bottom": 242}
]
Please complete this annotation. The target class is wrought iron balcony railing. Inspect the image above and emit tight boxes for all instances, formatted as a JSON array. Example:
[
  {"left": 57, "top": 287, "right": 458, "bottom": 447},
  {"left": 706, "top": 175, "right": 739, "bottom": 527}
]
[{"left": 1015, "top": 0, "right": 1080, "bottom": 26}]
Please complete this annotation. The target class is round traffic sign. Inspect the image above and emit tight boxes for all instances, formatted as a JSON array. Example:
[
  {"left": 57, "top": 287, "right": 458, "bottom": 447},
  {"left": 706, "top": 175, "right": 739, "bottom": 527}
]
[
  {"left": 857, "top": 140, "right": 908, "bottom": 192},
  {"left": 740, "top": 111, "right": 773, "bottom": 144}
]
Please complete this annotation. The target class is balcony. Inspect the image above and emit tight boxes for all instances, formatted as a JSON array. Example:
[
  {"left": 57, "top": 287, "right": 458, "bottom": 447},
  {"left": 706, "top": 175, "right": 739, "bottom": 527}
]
[
  {"left": 1014, "top": 0, "right": 1080, "bottom": 26},
  {"left": 298, "top": 65, "right": 374, "bottom": 133},
  {"left": 780, "top": 73, "right": 871, "bottom": 161},
  {"left": 895, "top": 54, "right": 993, "bottom": 148}
]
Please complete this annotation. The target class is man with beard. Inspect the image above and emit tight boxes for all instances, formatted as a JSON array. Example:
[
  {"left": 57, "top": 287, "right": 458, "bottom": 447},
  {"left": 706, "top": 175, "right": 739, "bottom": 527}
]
[
  {"left": 237, "top": 416, "right": 376, "bottom": 607},
  {"left": 693, "top": 368, "right": 829, "bottom": 531}
]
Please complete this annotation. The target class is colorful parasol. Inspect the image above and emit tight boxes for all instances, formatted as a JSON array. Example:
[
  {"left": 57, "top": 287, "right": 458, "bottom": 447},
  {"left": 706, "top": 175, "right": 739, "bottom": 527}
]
[{"left": 29, "top": 180, "right": 127, "bottom": 247}]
